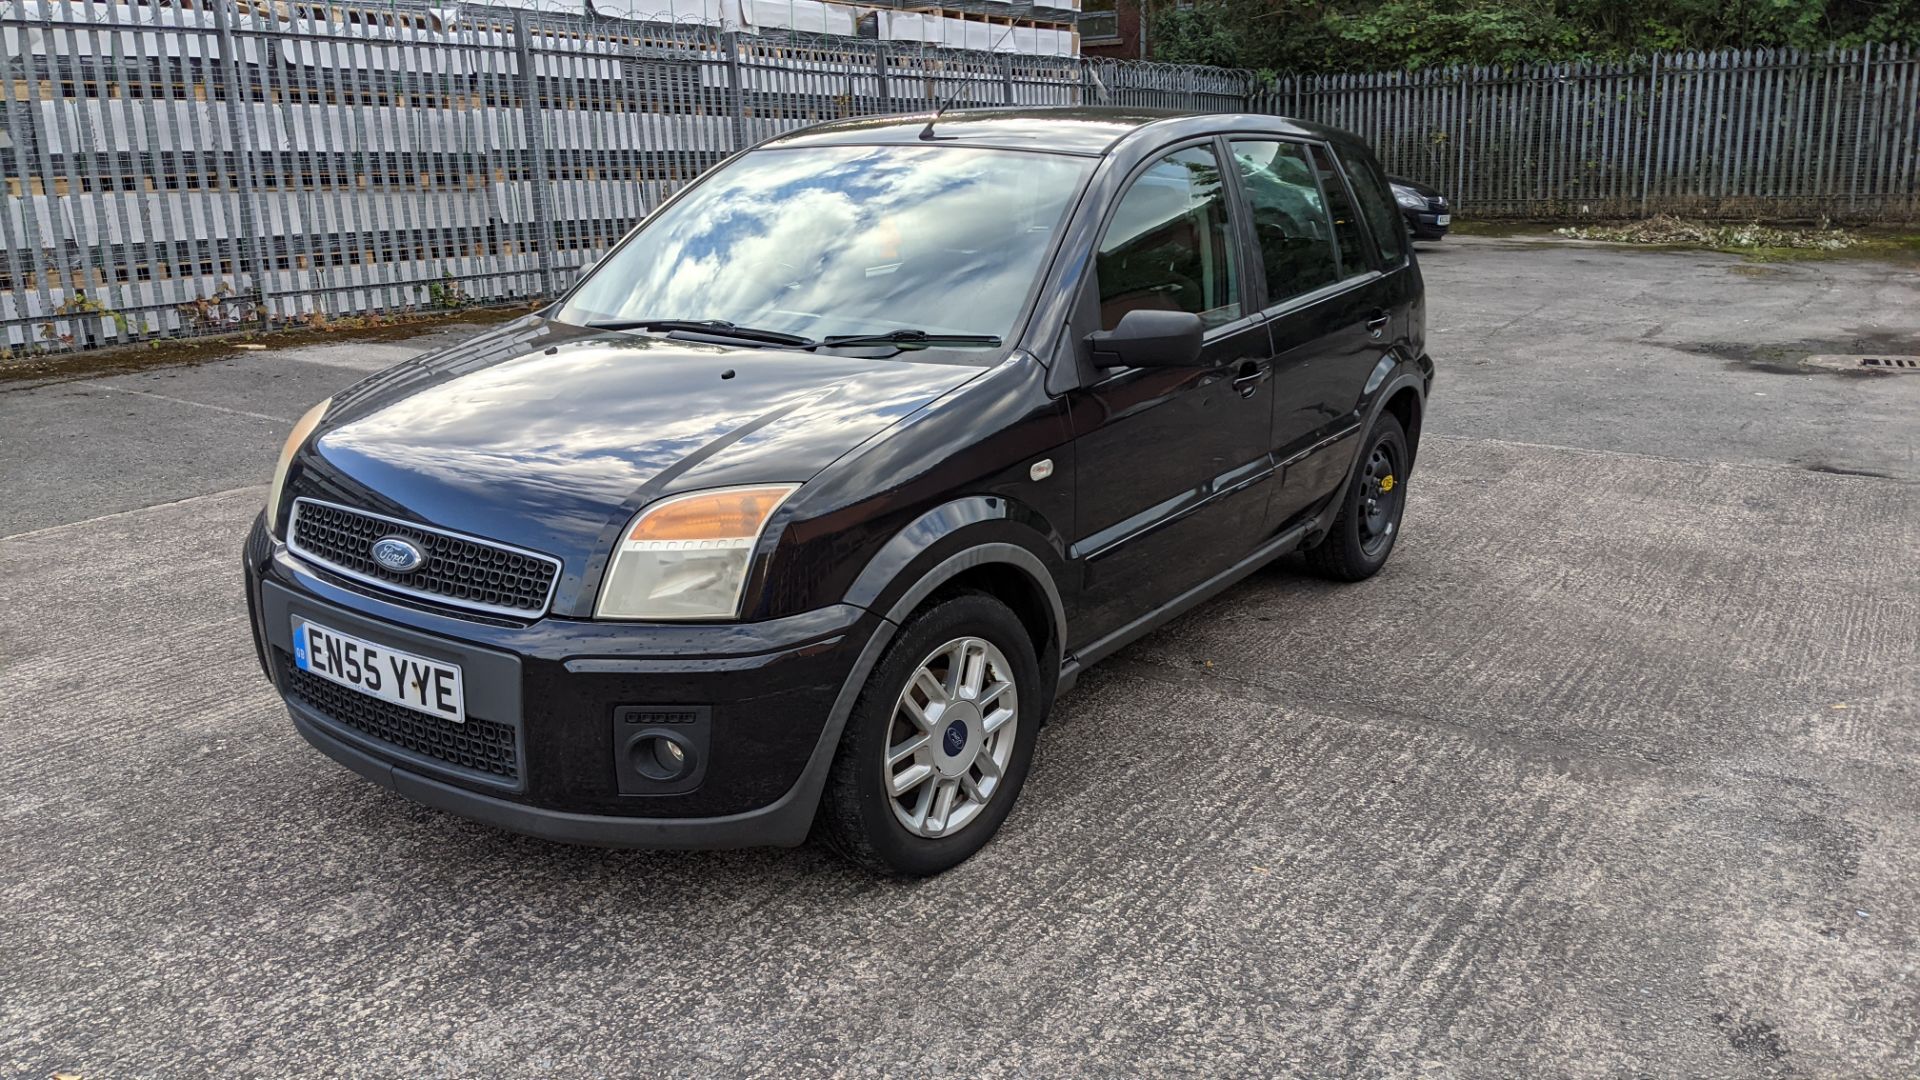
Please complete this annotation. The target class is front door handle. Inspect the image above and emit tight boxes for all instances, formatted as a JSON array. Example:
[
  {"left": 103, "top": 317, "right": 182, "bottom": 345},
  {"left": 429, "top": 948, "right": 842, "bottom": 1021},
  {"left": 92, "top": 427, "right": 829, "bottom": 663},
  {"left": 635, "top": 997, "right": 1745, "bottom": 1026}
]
[
  {"left": 1365, "top": 311, "right": 1391, "bottom": 338},
  {"left": 1232, "top": 360, "right": 1272, "bottom": 397}
]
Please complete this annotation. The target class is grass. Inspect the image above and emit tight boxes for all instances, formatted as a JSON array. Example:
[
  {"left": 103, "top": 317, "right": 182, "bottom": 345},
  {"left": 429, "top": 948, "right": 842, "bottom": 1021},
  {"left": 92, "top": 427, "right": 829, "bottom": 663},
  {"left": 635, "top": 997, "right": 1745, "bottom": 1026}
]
[
  {"left": 1445, "top": 219, "right": 1560, "bottom": 238},
  {"left": 1733, "top": 230, "right": 1920, "bottom": 266},
  {"left": 0, "top": 303, "right": 532, "bottom": 386}
]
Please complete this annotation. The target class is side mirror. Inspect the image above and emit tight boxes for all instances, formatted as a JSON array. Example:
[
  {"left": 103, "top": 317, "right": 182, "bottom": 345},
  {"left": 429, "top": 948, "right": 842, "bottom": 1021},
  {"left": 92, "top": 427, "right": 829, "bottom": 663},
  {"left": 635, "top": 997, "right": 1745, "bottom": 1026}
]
[{"left": 1086, "top": 309, "right": 1205, "bottom": 369}]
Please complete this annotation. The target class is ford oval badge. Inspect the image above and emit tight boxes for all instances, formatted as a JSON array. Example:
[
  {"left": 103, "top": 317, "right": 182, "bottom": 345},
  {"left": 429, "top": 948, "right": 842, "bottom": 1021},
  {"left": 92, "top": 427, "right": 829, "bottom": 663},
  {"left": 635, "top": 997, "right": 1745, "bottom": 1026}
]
[{"left": 370, "top": 536, "right": 424, "bottom": 573}]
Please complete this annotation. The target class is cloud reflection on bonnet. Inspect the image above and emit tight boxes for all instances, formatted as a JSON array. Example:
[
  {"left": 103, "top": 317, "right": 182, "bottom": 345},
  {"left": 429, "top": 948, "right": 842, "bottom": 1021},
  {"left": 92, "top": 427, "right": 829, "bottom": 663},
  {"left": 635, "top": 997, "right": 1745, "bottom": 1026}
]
[{"left": 558, "top": 144, "right": 1093, "bottom": 341}]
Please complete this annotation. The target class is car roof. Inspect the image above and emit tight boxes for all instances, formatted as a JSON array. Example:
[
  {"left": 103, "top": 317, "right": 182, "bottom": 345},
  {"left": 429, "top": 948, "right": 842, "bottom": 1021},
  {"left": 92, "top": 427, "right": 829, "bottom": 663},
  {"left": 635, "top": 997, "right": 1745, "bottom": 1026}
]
[{"left": 761, "top": 106, "right": 1367, "bottom": 158}]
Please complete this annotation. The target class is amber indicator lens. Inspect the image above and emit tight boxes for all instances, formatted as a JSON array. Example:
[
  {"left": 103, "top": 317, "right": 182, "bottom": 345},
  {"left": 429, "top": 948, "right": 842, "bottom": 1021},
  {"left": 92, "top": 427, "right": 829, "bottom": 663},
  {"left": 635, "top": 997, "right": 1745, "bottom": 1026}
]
[{"left": 628, "top": 486, "right": 794, "bottom": 543}]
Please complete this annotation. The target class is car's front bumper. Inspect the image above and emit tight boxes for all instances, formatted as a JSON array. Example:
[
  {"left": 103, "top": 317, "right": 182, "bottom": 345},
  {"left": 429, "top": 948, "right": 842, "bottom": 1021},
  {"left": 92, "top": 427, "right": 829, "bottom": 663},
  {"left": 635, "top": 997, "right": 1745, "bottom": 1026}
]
[
  {"left": 243, "top": 514, "right": 887, "bottom": 848},
  {"left": 1402, "top": 206, "right": 1450, "bottom": 239}
]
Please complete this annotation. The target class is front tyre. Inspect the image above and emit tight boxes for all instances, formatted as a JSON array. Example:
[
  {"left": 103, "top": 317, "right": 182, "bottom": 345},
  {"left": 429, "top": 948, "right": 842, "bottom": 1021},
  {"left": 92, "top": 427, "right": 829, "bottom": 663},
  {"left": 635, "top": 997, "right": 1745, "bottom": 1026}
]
[
  {"left": 819, "top": 593, "right": 1042, "bottom": 876},
  {"left": 1302, "top": 413, "right": 1410, "bottom": 582}
]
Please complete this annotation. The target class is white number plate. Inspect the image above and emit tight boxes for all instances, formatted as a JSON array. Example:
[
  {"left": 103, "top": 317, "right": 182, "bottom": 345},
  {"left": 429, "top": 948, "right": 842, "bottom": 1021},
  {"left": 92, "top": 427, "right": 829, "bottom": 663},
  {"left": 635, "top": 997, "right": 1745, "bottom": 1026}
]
[
  {"left": 1436, "top": 213, "right": 1452, "bottom": 226},
  {"left": 293, "top": 618, "right": 466, "bottom": 724}
]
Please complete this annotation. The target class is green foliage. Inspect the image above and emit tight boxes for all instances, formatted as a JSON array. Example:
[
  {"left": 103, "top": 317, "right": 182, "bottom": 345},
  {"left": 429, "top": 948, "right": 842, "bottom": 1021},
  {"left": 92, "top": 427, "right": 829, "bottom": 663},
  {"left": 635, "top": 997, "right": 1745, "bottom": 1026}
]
[
  {"left": 426, "top": 269, "right": 471, "bottom": 311},
  {"left": 1148, "top": 1, "right": 1920, "bottom": 74}
]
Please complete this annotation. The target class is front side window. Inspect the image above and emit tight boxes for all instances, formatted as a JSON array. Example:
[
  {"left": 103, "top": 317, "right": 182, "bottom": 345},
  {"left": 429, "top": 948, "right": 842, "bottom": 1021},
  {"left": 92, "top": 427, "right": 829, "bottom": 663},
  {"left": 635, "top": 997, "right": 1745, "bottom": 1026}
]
[
  {"left": 556, "top": 145, "right": 1092, "bottom": 344},
  {"left": 1335, "top": 145, "right": 1409, "bottom": 270},
  {"left": 1229, "top": 139, "right": 1341, "bottom": 304},
  {"left": 1096, "top": 145, "right": 1241, "bottom": 331}
]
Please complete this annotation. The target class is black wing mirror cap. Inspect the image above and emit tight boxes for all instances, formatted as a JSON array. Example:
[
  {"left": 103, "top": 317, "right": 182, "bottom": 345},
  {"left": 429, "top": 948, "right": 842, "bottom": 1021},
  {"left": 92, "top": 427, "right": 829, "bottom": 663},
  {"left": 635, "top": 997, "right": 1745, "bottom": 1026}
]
[{"left": 1086, "top": 310, "right": 1206, "bottom": 370}]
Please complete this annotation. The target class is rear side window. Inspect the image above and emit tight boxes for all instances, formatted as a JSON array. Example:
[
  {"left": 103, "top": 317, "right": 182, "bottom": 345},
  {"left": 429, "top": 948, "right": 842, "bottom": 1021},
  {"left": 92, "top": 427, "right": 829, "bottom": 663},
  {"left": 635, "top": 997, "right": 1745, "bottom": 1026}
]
[
  {"left": 1335, "top": 146, "right": 1409, "bottom": 270},
  {"left": 1096, "top": 145, "right": 1241, "bottom": 331},
  {"left": 1228, "top": 139, "right": 1341, "bottom": 304},
  {"left": 1308, "top": 145, "right": 1371, "bottom": 279}
]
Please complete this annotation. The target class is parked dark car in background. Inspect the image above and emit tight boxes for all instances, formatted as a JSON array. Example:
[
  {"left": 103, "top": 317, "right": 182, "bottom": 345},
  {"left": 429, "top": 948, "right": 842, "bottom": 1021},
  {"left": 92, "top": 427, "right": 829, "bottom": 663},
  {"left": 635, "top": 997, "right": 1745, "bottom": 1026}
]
[
  {"left": 1391, "top": 175, "right": 1451, "bottom": 240},
  {"left": 244, "top": 107, "right": 1433, "bottom": 876}
]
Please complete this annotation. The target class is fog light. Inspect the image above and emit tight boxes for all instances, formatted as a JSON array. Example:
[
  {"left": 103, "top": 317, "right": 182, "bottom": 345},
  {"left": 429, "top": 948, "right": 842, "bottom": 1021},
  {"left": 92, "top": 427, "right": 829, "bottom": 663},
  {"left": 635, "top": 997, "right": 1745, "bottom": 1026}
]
[
  {"left": 629, "top": 732, "right": 695, "bottom": 781},
  {"left": 611, "top": 705, "right": 709, "bottom": 794}
]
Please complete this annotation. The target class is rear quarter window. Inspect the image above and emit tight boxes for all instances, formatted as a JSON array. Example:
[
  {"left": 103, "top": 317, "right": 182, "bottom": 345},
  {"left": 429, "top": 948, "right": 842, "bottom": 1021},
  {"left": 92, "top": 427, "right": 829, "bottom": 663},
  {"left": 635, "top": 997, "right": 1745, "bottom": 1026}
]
[{"left": 1333, "top": 146, "right": 1409, "bottom": 271}]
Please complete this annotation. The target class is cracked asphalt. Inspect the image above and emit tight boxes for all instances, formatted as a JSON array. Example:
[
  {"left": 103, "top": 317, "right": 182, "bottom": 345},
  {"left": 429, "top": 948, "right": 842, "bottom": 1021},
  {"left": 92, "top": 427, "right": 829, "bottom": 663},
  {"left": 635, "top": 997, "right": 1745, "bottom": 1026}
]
[{"left": 3, "top": 238, "right": 1917, "bottom": 1078}]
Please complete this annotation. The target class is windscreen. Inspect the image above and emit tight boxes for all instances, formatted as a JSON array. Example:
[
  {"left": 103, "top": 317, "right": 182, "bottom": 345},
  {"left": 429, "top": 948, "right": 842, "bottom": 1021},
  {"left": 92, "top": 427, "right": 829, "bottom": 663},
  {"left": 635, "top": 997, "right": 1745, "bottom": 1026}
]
[{"left": 556, "top": 144, "right": 1093, "bottom": 344}]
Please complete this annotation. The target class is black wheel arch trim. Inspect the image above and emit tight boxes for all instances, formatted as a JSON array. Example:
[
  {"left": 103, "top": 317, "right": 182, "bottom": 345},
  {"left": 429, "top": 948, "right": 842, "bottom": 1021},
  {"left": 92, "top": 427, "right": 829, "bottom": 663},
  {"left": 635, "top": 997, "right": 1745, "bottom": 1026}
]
[
  {"left": 843, "top": 496, "right": 1069, "bottom": 661},
  {"left": 1309, "top": 365, "right": 1427, "bottom": 548},
  {"left": 677, "top": 504, "right": 1072, "bottom": 844}
]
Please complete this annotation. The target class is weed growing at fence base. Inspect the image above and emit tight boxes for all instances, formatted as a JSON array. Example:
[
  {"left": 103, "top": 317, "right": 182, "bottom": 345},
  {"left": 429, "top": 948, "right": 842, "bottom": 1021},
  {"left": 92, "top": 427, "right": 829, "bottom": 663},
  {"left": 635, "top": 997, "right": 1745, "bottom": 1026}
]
[
  {"left": 1542, "top": 216, "right": 1920, "bottom": 265},
  {"left": 0, "top": 306, "right": 531, "bottom": 386}
]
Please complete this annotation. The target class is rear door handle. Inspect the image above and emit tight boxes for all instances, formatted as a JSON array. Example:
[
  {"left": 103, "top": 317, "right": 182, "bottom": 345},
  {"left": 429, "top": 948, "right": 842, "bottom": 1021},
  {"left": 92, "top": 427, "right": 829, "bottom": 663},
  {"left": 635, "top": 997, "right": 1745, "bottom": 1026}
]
[
  {"left": 1365, "top": 311, "right": 1391, "bottom": 338},
  {"left": 1232, "top": 360, "right": 1272, "bottom": 397}
]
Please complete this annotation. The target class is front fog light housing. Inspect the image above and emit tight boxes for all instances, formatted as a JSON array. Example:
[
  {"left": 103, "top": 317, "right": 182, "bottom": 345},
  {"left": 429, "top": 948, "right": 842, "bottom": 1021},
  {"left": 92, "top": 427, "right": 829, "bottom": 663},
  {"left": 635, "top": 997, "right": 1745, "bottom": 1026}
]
[
  {"left": 267, "top": 397, "right": 331, "bottom": 535},
  {"left": 595, "top": 484, "right": 797, "bottom": 620}
]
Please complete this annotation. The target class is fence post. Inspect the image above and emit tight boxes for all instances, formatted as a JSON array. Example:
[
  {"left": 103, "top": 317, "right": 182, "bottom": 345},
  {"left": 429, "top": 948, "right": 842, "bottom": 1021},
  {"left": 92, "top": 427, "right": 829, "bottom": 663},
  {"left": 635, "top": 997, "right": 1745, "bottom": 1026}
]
[
  {"left": 724, "top": 31, "right": 748, "bottom": 151},
  {"left": 1851, "top": 43, "right": 1874, "bottom": 214},
  {"left": 0, "top": 8, "right": 59, "bottom": 349},
  {"left": 1455, "top": 67, "right": 1469, "bottom": 208},
  {"left": 874, "top": 41, "right": 891, "bottom": 113},
  {"left": 513, "top": 10, "right": 555, "bottom": 298},
  {"left": 1640, "top": 53, "right": 1659, "bottom": 215},
  {"left": 1003, "top": 54, "right": 1016, "bottom": 105},
  {"left": 209, "top": 0, "right": 271, "bottom": 326}
]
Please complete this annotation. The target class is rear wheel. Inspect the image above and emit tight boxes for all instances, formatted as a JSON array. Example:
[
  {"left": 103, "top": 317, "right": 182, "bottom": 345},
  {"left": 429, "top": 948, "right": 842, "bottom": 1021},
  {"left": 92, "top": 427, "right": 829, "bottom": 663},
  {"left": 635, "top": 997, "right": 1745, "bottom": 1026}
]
[
  {"left": 819, "top": 593, "right": 1042, "bottom": 876},
  {"left": 1302, "top": 413, "right": 1410, "bottom": 582}
]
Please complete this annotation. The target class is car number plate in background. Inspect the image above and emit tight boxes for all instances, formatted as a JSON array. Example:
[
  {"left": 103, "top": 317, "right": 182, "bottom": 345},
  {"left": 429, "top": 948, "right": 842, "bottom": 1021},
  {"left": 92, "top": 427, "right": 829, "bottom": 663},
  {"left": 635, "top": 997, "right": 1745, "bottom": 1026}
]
[
  {"left": 1437, "top": 213, "right": 1452, "bottom": 226},
  {"left": 293, "top": 618, "right": 466, "bottom": 724}
]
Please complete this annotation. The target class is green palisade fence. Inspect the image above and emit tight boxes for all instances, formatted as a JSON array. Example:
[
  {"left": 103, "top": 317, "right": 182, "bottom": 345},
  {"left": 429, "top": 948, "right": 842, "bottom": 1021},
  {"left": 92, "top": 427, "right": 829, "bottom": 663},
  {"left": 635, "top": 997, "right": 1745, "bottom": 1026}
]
[{"left": 1260, "top": 46, "right": 1918, "bottom": 222}]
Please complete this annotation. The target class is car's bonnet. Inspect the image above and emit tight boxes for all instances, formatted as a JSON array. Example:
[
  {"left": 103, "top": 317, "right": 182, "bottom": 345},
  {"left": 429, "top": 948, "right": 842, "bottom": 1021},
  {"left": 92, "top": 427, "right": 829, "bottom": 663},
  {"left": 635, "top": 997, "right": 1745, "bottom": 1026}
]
[
  {"left": 291, "top": 316, "right": 984, "bottom": 572},
  {"left": 1388, "top": 175, "right": 1441, "bottom": 198}
]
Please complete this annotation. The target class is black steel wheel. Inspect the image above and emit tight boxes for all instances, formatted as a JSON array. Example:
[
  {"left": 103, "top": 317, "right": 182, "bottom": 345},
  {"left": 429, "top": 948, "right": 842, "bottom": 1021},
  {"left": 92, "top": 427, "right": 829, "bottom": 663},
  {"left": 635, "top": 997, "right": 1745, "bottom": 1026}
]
[{"left": 1302, "top": 413, "right": 1410, "bottom": 582}]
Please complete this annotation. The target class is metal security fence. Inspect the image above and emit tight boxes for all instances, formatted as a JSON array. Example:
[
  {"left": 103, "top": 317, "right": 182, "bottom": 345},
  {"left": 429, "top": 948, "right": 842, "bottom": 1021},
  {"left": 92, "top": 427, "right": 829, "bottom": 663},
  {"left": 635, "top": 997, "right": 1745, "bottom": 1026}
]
[
  {"left": 0, "top": 0, "right": 1119, "bottom": 353},
  {"left": 0, "top": 1, "right": 1914, "bottom": 356},
  {"left": 1263, "top": 46, "right": 1919, "bottom": 222}
]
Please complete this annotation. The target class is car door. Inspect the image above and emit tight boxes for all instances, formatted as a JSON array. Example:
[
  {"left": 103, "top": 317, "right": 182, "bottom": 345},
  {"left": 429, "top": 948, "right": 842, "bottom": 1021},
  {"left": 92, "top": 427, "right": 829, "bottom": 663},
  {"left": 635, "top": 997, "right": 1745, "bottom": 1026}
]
[
  {"left": 1065, "top": 140, "right": 1275, "bottom": 647},
  {"left": 1334, "top": 143, "right": 1421, "bottom": 346},
  {"left": 1226, "top": 138, "right": 1395, "bottom": 528}
]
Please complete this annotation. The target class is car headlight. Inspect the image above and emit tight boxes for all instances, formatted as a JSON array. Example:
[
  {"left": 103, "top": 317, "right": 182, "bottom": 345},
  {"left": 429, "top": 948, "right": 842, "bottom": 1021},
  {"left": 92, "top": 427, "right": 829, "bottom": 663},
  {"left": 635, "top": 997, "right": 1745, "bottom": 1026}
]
[
  {"left": 267, "top": 397, "right": 331, "bottom": 535},
  {"left": 1394, "top": 187, "right": 1427, "bottom": 210},
  {"left": 596, "top": 485, "right": 798, "bottom": 620}
]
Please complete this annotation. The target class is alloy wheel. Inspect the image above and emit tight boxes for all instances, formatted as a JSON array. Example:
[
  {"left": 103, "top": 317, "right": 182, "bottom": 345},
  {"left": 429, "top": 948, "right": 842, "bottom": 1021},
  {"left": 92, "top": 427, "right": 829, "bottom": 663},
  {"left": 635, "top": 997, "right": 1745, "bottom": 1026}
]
[{"left": 883, "top": 636, "right": 1020, "bottom": 839}]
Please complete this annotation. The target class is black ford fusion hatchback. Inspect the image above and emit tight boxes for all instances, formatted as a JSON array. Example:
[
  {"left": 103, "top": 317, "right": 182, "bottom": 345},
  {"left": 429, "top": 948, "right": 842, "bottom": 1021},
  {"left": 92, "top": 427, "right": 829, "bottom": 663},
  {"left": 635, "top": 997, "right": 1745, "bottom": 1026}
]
[{"left": 245, "top": 107, "right": 1432, "bottom": 875}]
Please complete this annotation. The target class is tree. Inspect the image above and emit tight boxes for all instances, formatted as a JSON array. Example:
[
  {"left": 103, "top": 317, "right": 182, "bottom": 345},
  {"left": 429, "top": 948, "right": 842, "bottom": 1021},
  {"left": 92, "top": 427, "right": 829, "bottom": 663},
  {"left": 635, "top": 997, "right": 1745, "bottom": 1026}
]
[{"left": 1147, "top": 0, "right": 1920, "bottom": 75}]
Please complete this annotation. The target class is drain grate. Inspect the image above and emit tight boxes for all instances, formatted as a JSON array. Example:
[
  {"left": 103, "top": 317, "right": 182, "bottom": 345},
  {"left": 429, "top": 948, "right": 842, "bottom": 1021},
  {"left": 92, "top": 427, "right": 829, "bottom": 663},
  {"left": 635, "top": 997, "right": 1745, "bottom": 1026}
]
[{"left": 1803, "top": 353, "right": 1920, "bottom": 375}]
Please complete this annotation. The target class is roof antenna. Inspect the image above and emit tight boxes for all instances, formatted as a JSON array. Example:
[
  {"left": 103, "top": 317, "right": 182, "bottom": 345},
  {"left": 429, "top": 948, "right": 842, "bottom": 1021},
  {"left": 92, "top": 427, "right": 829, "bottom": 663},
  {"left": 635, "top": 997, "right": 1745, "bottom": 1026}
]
[
  {"left": 918, "top": 92, "right": 961, "bottom": 140},
  {"left": 919, "top": 19, "right": 1024, "bottom": 140}
]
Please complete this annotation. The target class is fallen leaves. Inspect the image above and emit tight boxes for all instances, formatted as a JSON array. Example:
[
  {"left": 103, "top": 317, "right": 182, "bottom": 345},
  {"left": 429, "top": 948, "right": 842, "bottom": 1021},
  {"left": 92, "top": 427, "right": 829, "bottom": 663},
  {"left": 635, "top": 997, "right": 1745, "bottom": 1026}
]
[{"left": 1554, "top": 214, "right": 1860, "bottom": 251}]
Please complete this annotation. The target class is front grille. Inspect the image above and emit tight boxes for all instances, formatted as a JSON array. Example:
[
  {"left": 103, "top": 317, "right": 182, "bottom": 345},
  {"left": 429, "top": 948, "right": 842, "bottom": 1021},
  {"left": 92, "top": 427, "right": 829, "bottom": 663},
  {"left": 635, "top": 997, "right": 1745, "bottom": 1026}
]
[
  {"left": 1430, "top": 196, "right": 1449, "bottom": 211},
  {"left": 289, "top": 499, "right": 559, "bottom": 618},
  {"left": 280, "top": 652, "right": 520, "bottom": 782}
]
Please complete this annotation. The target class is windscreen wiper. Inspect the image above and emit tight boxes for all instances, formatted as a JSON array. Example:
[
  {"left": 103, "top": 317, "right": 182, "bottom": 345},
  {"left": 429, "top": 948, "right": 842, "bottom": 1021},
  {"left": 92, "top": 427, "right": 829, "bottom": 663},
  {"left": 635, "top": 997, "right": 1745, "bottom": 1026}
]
[
  {"left": 814, "top": 329, "right": 1003, "bottom": 349},
  {"left": 587, "top": 319, "right": 814, "bottom": 347}
]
